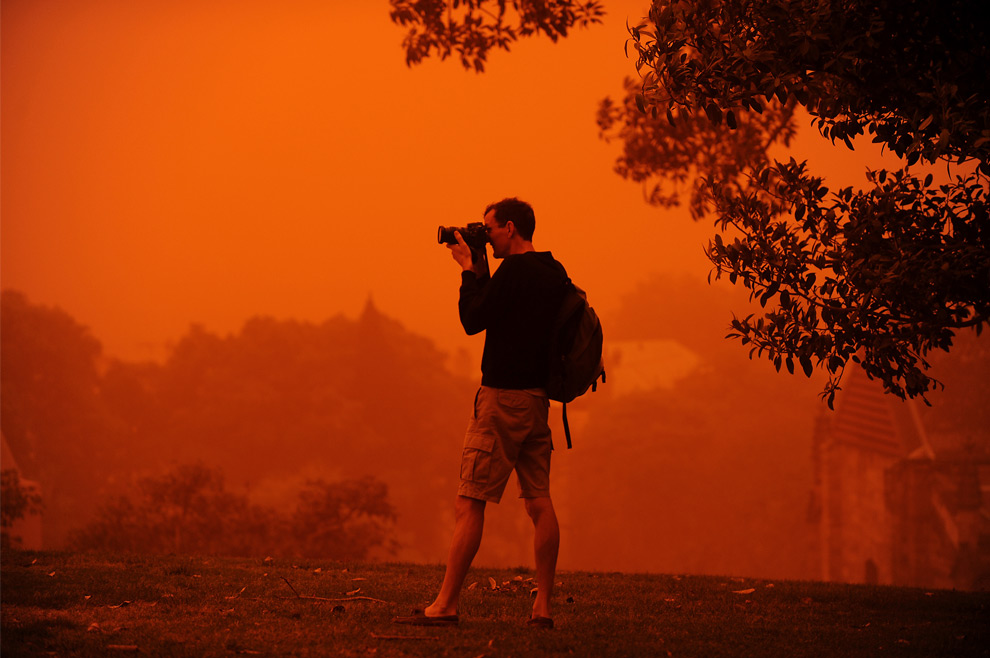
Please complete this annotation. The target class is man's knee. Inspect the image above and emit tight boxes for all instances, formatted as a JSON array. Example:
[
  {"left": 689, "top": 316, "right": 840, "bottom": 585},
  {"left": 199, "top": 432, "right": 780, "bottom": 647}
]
[
  {"left": 524, "top": 496, "right": 554, "bottom": 520},
  {"left": 455, "top": 495, "right": 486, "bottom": 520}
]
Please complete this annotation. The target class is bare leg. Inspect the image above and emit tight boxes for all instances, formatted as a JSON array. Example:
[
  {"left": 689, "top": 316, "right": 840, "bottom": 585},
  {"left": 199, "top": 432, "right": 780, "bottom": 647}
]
[
  {"left": 524, "top": 496, "right": 559, "bottom": 619},
  {"left": 425, "top": 495, "right": 486, "bottom": 617}
]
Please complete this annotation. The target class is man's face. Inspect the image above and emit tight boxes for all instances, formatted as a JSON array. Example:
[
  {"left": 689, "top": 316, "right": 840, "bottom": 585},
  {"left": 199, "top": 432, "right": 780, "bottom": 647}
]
[{"left": 484, "top": 209, "right": 510, "bottom": 259}]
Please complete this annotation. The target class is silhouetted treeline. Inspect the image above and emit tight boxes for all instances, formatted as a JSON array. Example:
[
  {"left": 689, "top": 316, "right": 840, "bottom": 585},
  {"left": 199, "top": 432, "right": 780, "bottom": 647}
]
[
  {"left": 1, "top": 290, "right": 473, "bottom": 557},
  {"left": 70, "top": 463, "right": 396, "bottom": 560},
  {"left": 3, "top": 286, "right": 984, "bottom": 580}
]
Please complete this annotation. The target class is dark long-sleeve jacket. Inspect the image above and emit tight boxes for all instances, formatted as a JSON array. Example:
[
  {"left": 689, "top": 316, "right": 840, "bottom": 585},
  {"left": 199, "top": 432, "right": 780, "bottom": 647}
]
[{"left": 458, "top": 251, "right": 568, "bottom": 389}]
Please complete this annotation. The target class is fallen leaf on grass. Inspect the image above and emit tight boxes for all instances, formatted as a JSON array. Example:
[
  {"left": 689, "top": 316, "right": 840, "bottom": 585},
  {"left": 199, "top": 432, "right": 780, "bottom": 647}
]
[
  {"left": 732, "top": 589, "right": 756, "bottom": 595},
  {"left": 488, "top": 577, "right": 498, "bottom": 590},
  {"left": 87, "top": 623, "right": 101, "bottom": 633},
  {"left": 467, "top": 582, "right": 478, "bottom": 591},
  {"left": 313, "top": 568, "right": 322, "bottom": 574},
  {"left": 48, "top": 571, "right": 56, "bottom": 577},
  {"left": 346, "top": 588, "right": 362, "bottom": 596}
]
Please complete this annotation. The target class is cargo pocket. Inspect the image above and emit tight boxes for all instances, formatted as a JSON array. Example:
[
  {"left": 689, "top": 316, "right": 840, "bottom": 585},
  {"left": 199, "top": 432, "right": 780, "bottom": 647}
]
[{"left": 461, "top": 432, "right": 496, "bottom": 483}]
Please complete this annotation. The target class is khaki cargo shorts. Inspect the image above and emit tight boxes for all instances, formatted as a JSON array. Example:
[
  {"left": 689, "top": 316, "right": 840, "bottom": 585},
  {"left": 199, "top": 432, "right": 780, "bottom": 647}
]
[{"left": 458, "top": 386, "right": 553, "bottom": 503}]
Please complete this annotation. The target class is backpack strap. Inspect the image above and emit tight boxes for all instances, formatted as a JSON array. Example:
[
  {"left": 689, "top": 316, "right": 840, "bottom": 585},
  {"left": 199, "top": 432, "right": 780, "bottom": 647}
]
[
  {"left": 562, "top": 402, "right": 573, "bottom": 449},
  {"left": 561, "top": 369, "right": 603, "bottom": 449}
]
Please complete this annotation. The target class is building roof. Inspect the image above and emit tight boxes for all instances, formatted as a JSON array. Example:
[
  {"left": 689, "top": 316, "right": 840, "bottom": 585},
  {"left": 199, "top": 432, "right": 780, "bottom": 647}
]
[{"left": 829, "top": 365, "right": 931, "bottom": 458}]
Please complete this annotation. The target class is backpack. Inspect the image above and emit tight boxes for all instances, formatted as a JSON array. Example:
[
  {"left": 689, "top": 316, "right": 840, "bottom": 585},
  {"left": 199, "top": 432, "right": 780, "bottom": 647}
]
[{"left": 547, "top": 278, "right": 605, "bottom": 448}]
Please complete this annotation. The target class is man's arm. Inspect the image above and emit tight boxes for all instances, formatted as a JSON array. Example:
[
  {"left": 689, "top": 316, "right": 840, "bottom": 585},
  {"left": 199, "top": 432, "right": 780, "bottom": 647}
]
[{"left": 448, "top": 231, "right": 497, "bottom": 336}]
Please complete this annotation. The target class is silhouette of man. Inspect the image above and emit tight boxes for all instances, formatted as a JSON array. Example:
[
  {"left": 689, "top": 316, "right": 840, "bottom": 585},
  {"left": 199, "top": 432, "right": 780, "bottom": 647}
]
[{"left": 395, "top": 197, "right": 567, "bottom": 629}]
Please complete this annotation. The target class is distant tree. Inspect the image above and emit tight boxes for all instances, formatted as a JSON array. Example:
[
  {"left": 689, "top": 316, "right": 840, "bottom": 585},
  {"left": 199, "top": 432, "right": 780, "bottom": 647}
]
[
  {"left": 392, "top": 0, "right": 990, "bottom": 406},
  {"left": 70, "top": 463, "right": 277, "bottom": 556},
  {"left": 0, "top": 290, "right": 113, "bottom": 544},
  {"left": 389, "top": 0, "right": 605, "bottom": 71},
  {"left": 127, "top": 308, "right": 471, "bottom": 481},
  {"left": 291, "top": 477, "right": 398, "bottom": 561},
  {"left": 1, "top": 469, "right": 43, "bottom": 550}
]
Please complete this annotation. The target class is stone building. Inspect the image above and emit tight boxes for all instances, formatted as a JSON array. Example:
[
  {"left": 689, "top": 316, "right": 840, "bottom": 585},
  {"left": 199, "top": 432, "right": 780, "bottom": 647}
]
[{"left": 809, "top": 365, "right": 990, "bottom": 590}]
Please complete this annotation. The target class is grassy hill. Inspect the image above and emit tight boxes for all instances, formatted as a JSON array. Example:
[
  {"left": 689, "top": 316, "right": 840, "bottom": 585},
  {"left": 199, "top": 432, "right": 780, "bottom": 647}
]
[{"left": 2, "top": 550, "right": 987, "bottom": 657}]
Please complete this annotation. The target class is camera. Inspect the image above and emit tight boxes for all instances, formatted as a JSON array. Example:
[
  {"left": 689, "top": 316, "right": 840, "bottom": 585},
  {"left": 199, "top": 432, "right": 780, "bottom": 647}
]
[{"left": 437, "top": 222, "right": 490, "bottom": 250}]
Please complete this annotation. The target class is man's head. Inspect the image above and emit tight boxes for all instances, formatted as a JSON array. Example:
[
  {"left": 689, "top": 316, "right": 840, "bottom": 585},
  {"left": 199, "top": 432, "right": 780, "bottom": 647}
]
[{"left": 483, "top": 197, "right": 536, "bottom": 258}]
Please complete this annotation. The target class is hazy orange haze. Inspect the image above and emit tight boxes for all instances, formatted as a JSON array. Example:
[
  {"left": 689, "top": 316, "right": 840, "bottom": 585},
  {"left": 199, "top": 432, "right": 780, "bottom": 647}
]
[
  {"left": 5, "top": 0, "right": 946, "bottom": 580},
  {"left": 3, "top": 0, "right": 710, "bottom": 360},
  {"left": 1, "top": 0, "right": 907, "bottom": 364}
]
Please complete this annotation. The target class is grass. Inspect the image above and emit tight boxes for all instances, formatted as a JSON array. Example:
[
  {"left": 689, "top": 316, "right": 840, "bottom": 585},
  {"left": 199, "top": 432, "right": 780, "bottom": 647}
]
[{"left": 2, "top": 550, "right": 988, "bottom": 657}]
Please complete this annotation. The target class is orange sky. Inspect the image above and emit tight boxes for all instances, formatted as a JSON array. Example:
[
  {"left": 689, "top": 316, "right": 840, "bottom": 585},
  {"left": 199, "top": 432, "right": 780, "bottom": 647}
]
[{"left": 2, "top": 0, "right": 902, "bottom": 362}]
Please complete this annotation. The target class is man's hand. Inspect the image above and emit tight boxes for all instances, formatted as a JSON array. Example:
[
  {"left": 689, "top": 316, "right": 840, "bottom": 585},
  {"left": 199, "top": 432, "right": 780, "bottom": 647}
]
[{"left": 447, "top": 231, "right": 488, "bottom": 277}]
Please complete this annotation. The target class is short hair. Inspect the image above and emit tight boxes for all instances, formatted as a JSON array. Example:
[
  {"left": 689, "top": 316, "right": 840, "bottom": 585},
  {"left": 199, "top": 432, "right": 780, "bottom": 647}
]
[{"left": 485, "top": 197, "right": 536, "bottom": 241}]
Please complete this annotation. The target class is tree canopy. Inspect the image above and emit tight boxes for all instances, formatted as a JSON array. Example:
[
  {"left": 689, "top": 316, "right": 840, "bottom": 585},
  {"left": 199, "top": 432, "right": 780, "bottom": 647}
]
[
  {"left": 389, "top": 0, "right": 605, "bottom": 71},
  {"left": 622, "top": 0, "right": 989, "bottom": 405},
  {"left": 392, "top": 0, "right": 990, "bottom": 405}
]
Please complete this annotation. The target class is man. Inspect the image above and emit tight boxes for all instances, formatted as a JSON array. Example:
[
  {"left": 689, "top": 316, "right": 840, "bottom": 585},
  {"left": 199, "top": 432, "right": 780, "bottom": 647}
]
[{"left": 395, "top": 197, "right": 568, "bottom": 629}]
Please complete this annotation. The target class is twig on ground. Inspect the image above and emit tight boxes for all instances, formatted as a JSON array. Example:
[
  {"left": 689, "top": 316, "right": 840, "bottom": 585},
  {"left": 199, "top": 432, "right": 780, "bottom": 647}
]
[
  {"left": 281, "top": 577, "right": 302, "bottom": 598},
  {"left": 280, "top": 577, "right": 389, "bottom": 604}
]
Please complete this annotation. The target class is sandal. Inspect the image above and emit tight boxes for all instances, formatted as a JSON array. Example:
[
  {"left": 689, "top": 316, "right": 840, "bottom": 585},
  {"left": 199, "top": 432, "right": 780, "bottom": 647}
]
[
  {"left": 393, "top": 609, "right": 460, "bottom": 626},
  {"left": 527, "top": 615, "right": 554, "bottom": 629}
]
